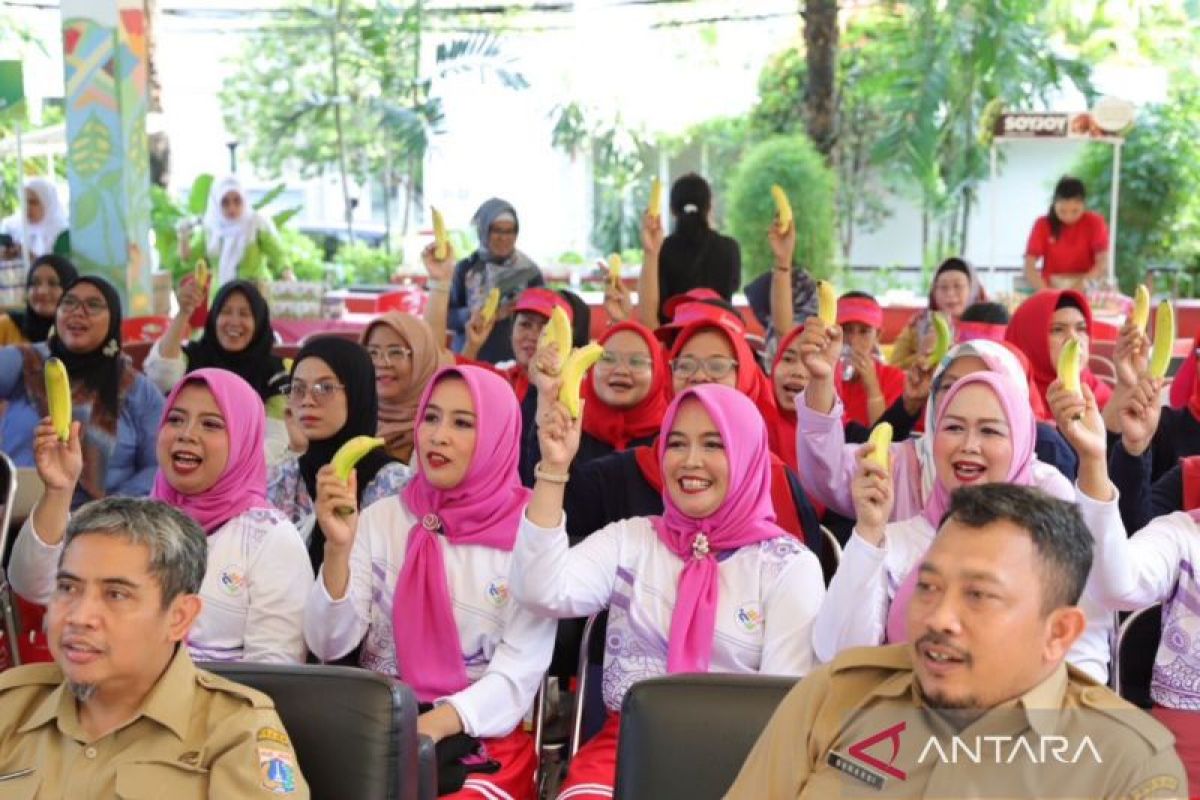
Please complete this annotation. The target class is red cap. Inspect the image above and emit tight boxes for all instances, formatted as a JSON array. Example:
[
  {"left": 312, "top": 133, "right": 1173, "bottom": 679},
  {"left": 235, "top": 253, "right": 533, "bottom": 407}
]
[
  {"left": 836, "top": 296, "right": 883, "bottom": 329},
  {"left": 654, "top": 301, "right": 745, "bottom": 342},
  {"left": 663, "top": 288, "right": 723, "bottom": 320},
  {"left": 956, "top": 320, "right": 1007, "bottom": 344},
  {"left": 513, "top": 287, "right": 573, "bottom": 322}
]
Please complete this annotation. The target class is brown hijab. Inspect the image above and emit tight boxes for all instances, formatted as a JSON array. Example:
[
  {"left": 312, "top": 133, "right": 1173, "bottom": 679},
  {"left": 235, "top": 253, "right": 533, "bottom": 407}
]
[{"left": 361, "top": 311, "right": 453, "bottom": 461}]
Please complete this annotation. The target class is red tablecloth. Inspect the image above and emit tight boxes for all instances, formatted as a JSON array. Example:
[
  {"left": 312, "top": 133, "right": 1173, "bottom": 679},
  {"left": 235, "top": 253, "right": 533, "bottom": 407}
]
[{"left": 272, "top": 317, "right": 371, "bottom": 344}]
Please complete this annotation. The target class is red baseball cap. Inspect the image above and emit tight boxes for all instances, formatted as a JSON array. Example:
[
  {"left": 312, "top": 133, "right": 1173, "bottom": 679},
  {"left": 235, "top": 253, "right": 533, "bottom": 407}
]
[
  {"left": 654, "top": 300, "right": 745, "bottom": 343},
  {"left": 513, "top": 287, "right": 573, "bottom": 322},
  {"left": 663, "top": 288, "right": 724, "bottom": 320},
  {"left": 836, "top": 295, "right": 883, "bottom": 329}
]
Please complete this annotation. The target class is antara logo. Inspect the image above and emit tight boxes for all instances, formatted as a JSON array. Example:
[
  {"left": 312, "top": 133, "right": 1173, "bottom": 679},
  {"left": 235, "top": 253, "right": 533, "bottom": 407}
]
[{"left": 827, "top": 721, "right": 907, "bottom": 789}]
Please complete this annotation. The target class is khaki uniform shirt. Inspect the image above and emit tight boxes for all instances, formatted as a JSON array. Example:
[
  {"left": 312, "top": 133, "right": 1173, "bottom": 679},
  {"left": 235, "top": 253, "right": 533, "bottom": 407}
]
[
  {"left": 0, "top": 648, "right": 309, "bottom": 799},
  {"left": 726, "top": 645, "right": 1187, "bottom": 800}
]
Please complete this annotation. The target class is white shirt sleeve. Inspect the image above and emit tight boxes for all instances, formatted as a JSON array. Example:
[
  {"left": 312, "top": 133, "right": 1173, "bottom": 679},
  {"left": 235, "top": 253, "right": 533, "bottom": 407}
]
[
  {"left": 509, "top": 512, "right": 621, "bottom": 618},
  {"left": 811, "top": 529, "right": 893, "bottom": 662},
  {"left": 142, "top": 339, "right": 187, "bottom": 395},
  {"left": 443, "top": 604, "right": 555, "bottom": 738},
  {"left": 243, "top": 521, "right": 315, "bottom": 664},
  {"left": 759, "top": 550, "right": 824, "bottom": 677},
  {"left": 1076, "top": 485, "right": 1185, "bottom": 611},
  {"left": 9, "top": 517, "right": 63, "bottom": 604},
  {"left": 303, "top": 505, "right": 378, "bottom": 661}
]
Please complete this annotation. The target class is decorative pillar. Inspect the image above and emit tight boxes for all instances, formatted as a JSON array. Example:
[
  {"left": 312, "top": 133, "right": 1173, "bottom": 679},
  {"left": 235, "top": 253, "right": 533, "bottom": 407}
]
[{"left": 61, "top": 0, "right": 152, "bottom": 314}]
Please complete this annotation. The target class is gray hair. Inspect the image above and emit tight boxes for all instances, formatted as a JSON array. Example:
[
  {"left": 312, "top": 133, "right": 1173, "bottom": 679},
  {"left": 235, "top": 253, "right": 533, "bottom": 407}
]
[{"left": 61, "top": 498, "right": 207, "bottom": 607}]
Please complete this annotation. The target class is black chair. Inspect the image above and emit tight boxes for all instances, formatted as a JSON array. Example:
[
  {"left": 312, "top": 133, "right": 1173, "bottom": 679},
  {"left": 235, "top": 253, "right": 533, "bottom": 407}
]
[
  {"left": 1113, "top": 604, "right": 1162, "bottom": 709},
  {"left": 613, "top": 673, "right": 798, "bottom": 800},
  {"left": 202, "top": 662, "right": 420, "bottom": 800}
]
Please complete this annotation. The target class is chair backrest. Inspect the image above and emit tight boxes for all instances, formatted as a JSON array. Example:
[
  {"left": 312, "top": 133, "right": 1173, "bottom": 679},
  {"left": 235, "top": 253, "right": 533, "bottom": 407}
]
[
  {"left": 201, "top": 662, "right": 420, "bottom": 800},
  {"left": 613, "top": 673, "right": 798, "bottom": 800},
  {"left": 570, "top": 610, "right": 610, "bottom": 757},
  {"left": 0, "top": 452, "right": 18, "bottom": 672},
  {"left": 1113, "top": 605, "right": 1162, "bottom": 709},
  {"left": 0, "top": 452, "right": 16, "bottom": 559}
]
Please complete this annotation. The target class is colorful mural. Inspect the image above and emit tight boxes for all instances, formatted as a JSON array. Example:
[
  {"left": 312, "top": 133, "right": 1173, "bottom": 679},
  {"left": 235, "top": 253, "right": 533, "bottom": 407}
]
[{"left": 61, "top": 0, "right": 152, "bottom": 313}]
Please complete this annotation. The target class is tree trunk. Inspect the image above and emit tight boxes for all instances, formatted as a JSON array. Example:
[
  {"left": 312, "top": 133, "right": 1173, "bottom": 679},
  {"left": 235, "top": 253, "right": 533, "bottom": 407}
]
[
  {"left": 329, "top": 0, "right": 354, "bottom": 240},
  {"left": 144, "top": 0, "right": 169, "bottom": 187},
  {"left": 802, "top": 0, "right": 839, "bottom": 160}
]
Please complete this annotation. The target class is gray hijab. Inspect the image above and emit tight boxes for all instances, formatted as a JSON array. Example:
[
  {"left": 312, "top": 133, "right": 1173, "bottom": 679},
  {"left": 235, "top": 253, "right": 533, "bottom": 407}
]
[{"left": 472, "top": 197, "right": 520, "bottom": 263}]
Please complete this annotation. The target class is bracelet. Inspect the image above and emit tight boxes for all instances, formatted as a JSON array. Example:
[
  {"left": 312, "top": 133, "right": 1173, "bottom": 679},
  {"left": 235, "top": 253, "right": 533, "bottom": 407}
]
[{"left": 534, "top": 462, "right": 570, "bottom": 484}]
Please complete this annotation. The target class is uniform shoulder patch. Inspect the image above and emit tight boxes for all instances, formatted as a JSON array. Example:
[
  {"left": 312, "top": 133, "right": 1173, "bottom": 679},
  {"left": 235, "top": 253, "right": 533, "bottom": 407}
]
[
  {"left": 257, "top": 728, "right": 298, "bottom": 794},
  {"left": 194, "top": 669, "right": 275, "bottom": 710},
  {"left": 0, "top": 663, "right": 63, "bottom": 692},
  {"left": 1075, "top": 684, "right": 1175, "bottom": 752}
]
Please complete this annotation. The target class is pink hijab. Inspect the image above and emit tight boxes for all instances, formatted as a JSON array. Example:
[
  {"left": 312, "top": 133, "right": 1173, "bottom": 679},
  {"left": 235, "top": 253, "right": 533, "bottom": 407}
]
[
  {"left": 886, "top": 371, "right": 1037, "bottom": 643},
  {"left": 151, "top": 368, "right": 272, "bottom": 534},
  {"left": 393, "top": 365, "right": 531, "bottom": 702},
  {"left": 652, "top": 384, "right": 789, "bottom": 674}
]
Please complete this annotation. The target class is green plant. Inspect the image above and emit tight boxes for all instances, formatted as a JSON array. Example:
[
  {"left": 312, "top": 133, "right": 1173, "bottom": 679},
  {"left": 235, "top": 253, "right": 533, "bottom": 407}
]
[
  {"left": 334, "top": 240, "right": 399, "bottom": 285},
  {"left": 277, "top": 227, "right": 327, "bottom": 283},
  {"left": 725, "top": 135, "right": 836, "bottom": 280}
]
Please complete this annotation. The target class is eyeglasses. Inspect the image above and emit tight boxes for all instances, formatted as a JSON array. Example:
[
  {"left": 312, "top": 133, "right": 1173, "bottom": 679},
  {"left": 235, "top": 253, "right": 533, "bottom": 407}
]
[
  {"left": 670, "top": 356, "right": 739, "bottom": 379},
  {"left": 366, "top": 346, "right": 413, "bottom": 365},
  {"left": 287, "top": 379, "right": 345, "bottom": 405},
  {"left": 596, "top": 352, "right": 654, "bottom": 372},
  {"left": 59, "top": 296, "right": 109, "bottom": 317}
]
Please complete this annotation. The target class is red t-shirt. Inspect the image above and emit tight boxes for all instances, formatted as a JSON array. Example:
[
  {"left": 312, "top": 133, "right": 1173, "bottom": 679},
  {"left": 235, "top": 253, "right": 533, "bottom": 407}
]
[
  {"left": 1025, "top": 211, "right": 1109, "bottom": 277},
  {"left": 837, "top": 360, "right": 906, "bottom": 428}
]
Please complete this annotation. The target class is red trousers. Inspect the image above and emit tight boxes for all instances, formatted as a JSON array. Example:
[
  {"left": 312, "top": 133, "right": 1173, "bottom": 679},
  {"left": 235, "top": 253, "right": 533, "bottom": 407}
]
[
  {"left": 1152, "top": 706, "right": 1199, "bottom": 799},
  {"left": 556, "top": 713, "right": 620, "bottom": 800}
]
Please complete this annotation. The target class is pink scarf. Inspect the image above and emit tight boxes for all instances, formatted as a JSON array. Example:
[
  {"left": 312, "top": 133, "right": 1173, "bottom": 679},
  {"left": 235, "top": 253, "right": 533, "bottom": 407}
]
[
  {"left": 151, "top": 368, "right": 272, "bottom": 534},
  {"left": 393, "top": 366, "right": 531, "bottom": 702},
  {"left": 886, "top": 371, "right": 1037, "bottom": 643},
  {"left": 651, "top": 384, "right": 788, "bottom": 673}
]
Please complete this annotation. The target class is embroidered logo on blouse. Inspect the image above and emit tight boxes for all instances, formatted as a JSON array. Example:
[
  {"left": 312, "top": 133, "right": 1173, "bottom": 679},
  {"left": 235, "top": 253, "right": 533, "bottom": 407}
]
[
  {"left": 736, "top": 604, "right": 763, "bottom": 633},
  {"left": 219, "top": 565, "right": 246, "bottom": 596},
  {"left": 486, "top": 579, "right": 510, "bottom": 608}
]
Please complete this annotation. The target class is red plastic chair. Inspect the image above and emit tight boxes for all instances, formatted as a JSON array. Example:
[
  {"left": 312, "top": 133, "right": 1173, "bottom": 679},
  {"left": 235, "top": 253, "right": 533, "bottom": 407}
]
[{"left": 121, "top": 315, "right": 170, "bottom": 344}]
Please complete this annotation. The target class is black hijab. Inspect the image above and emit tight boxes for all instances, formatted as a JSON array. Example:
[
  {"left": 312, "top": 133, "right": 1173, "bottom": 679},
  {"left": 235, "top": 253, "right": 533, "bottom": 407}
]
[
  {"left": 47, "top": 275, "right": 124, "bottom": 426},
  {"left": 294, "top": 336, "right": 394, "bottom": 566},
  {"left": 184, "top": 280, "right": 284, "bottom": 401},
  {"left": 13, "top": 255, "right": 78, "bottom": 343}
]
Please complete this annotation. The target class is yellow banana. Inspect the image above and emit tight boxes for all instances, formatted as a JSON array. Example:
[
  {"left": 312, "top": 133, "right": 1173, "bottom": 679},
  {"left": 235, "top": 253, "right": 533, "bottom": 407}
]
[
  {"left": 481, "top": 288, "right": 501, "bottom": 324},
  {"left": 1130, "top": 284, "right": 1151, "bottom": 330},
  {"left": 283, "top": 358, "right": 295, "bottom": 374},
  {"left": 816, "top": 281, "right": 837, "bottom": 326},
  {"left": 648, "top": 178, "right": 663, "bottom": 218},
  {"left": 332, "top": 436, "right": 386, "bottom": 483},
  {"left": 195, "top": 259, "right": 210, "bottom": 290},
  {"left": 607, "top": 254, "right": 622, "bottom": 286},
  {"left": 927, "top": 312, "right": 953, "bottom": 369},
  {"left": 44, "top": 357, "right": 72, "bottom": 442},
  {"left": 432, "top": 207, "right": 448, "bottom": 261},
  {"left": 867, "top": 422, "right": 893, "bottom": 472},
  {"left": 1149, "top": 300, "right": 1175, "bottom": 379},
  {"left": 1057, "top": 338, "right": 1082, "bottom": 395},
  {"left": 558, "top": 343, "right": 605, "bottom": 418},
  {"left": 537, "top": 305, "right": 573, "bottom": 374},
  {"left": 770, "top": 184, "right": 793, "bottom": 234}
]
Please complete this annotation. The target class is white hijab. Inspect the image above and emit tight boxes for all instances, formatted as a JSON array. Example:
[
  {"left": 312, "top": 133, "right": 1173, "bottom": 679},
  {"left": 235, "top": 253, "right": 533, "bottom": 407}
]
[
  {"left": 203, "top": 175, "right": 268, "bottom": 283},
  {"left": 5, "top": 178, "right": 69, "bottom": 258}
]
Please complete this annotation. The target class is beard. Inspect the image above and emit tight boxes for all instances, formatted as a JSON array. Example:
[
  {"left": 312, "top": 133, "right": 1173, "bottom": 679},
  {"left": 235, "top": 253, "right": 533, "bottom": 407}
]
[{"left": 68, "top": 681, "right": 98, "bottom": 703}]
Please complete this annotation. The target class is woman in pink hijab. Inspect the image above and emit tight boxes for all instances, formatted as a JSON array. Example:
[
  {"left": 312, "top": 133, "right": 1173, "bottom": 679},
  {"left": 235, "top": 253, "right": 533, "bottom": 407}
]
[
  {"left": 304, "top": 365, "right": 555, "bottom": 800},
  {"left": 811, "top": 371, "right": 1115, "bottom": 683},
  {"left": 515, "top": 383, "right": 825, "bottom": 800},
  {"left": 9, "top": 367, "right": 313, "bottom": 664}
]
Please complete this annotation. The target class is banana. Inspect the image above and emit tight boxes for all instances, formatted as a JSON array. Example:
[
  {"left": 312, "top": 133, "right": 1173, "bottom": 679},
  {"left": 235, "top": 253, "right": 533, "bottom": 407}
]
[
  {"left": 44, "top": 357, "right": 72, "bottom": 442},
  {"left": 1130, "top": 284, "right": 1151, "bottom": 330},
  {"left": 816, "top": 281, "right": 837, "bottom": 326},
  {"left": 867, "top": 422, "right": 893, "bottom": 472},
  {"left": 558, "top": 343, "right": 605, "bottom": 418},
  {"left": 332, "top": 436, "right": 386, "bottom": 483},
  {"left": 195, "top": 258, "right": 210, "bottom": 290},
  {"left": 1149, "top": 300, "right": 1175, "bottom": 379},
  {"left": 770, "top": 184, "right": 793, "bottom": 234},
  {"left": 927, "top": 312, "right": 953, "bottom": 369},
  {"left": 648, "top": 177, "right": 663, "bottom": 218},
  {"left": 537, "top": 305, "right": 573, "bottom": 374},
  {"left": 1057, "top": 338, "right": 1082, "bottom": 396},
  {"left": 432, "top": 207, "right": 448, "bottom": 261},
  {"left": 607, "top": 253, "right": 622, "bottom": 286},
  {"left": 283, "top": 358, "right": 294, "bottom": 374},
  {"left": 481, "top": 288, "right": 501, "bottom": 324}
]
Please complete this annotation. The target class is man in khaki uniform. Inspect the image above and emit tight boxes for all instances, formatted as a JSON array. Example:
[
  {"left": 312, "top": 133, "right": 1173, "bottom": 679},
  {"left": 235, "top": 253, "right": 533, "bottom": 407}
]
[
  {"left": 0, "top": 497, "right": 309, "bottom": 798},
  {"left": 726, "top": 484, "right": 1186, "bottom": 799}
]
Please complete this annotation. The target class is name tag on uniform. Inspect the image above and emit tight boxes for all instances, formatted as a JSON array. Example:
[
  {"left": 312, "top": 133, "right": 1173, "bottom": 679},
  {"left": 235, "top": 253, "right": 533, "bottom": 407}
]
[
  {"left": 0, "top": 768, "right": 34, "bottom": 782},
  {"left": 827, "top": 752, "right": 885, "bottom": 790}
]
